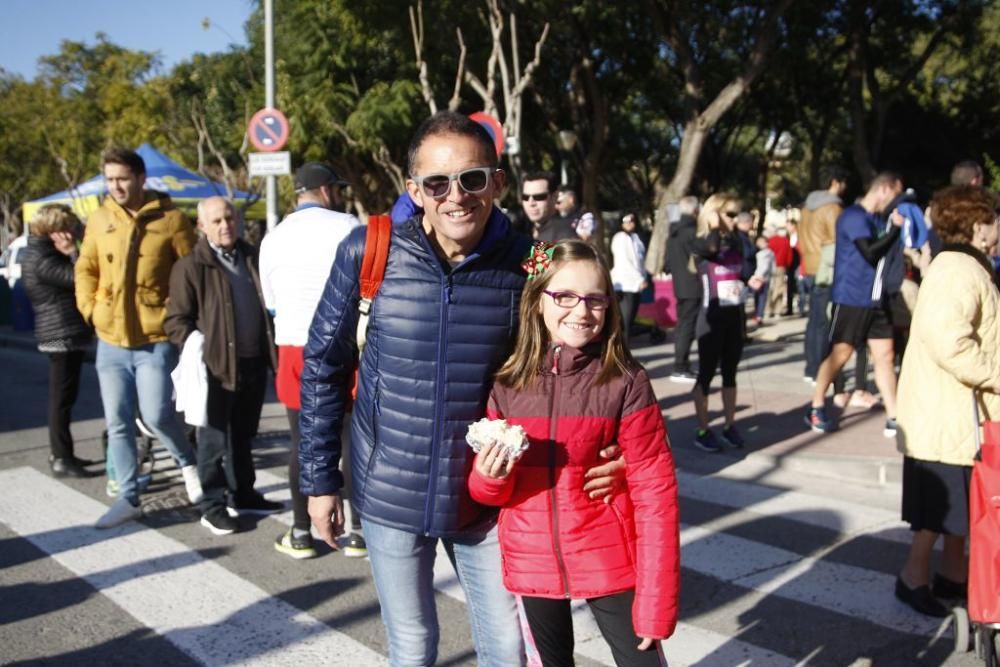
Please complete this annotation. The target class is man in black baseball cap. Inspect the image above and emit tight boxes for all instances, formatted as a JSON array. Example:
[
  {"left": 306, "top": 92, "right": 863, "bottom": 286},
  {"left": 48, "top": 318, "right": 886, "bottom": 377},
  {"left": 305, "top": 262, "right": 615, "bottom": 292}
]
[{"left": 294, "top": 162, "right": 348, "bottom": 206}]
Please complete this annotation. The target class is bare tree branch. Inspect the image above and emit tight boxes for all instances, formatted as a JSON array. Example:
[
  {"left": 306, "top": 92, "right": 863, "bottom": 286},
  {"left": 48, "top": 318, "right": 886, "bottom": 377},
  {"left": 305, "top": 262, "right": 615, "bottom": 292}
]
[
  {"left": 331, "top": 122, "right": 406, "bottom": 195},
  {"left": 409, "top": 0, "right": 437, "bottom": 114},
  {"left": 447, "top": 28, "right": 467, "bottom": 112}
]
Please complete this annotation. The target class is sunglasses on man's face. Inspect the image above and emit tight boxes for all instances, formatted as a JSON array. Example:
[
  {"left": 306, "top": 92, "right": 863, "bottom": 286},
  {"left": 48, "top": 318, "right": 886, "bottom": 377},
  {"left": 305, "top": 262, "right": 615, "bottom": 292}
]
[
  {"left": 522, "top": 192, "right": 550, "bottom": 202},
  {"left": 723, "top": 211, "right": 740, "bottom": 219},
  {"left": 412, "top": 167, "right": 494, "bottom": 200}
]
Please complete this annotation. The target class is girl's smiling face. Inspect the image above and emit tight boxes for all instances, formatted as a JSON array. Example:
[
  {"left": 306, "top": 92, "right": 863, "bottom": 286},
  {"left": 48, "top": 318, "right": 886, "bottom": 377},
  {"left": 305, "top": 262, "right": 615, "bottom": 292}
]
[{"left": 539, "top": 260, "right": 608, "bottom": 348}]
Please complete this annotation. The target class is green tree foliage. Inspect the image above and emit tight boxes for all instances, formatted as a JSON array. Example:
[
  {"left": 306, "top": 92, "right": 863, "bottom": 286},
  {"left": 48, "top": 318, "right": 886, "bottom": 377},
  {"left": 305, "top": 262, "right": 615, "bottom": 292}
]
[{"left": 2, "top": 1, "right": 999, "bottom": 242}]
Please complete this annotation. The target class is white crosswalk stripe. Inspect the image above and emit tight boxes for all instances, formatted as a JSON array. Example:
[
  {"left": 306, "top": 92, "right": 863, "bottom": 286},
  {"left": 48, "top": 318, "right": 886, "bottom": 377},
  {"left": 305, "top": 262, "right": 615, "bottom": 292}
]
[{"left": 0, "top": 459, "right": 952, "bottom": 666}]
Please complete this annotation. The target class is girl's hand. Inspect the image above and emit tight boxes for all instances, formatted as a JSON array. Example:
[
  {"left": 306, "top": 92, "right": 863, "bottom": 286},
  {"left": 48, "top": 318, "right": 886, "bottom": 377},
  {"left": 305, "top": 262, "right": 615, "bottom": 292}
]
[
  {"left": 475, "top": 442, "right": 516, "bottom": 480},
  {"left": 637, "top": 636, "right": 656, "bottom": 651}
]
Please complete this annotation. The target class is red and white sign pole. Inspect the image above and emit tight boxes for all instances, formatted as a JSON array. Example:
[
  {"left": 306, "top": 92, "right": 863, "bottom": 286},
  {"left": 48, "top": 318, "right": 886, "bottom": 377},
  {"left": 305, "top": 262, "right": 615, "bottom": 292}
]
[{"left": 264, "top": 0, "right": 278, "bottom": 231}]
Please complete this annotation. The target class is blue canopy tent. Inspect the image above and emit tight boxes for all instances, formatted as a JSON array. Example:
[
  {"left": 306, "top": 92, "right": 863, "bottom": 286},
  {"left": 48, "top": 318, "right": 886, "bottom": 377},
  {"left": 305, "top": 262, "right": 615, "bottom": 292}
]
[{"left": 22, "top": 143, "right": 265, "bottom": 223}]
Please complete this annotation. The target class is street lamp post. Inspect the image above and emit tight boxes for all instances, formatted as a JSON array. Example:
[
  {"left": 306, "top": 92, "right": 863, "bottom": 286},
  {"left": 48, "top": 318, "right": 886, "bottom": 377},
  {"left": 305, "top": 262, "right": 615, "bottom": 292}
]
[{"left": 556, "top": 130, "right": 578, "bottom": 186}]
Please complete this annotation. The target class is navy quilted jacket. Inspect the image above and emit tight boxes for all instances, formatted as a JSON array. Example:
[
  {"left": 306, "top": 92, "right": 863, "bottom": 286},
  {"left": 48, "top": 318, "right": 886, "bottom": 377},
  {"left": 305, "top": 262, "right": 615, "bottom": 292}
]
[{"left": 299, "top": 209, "right": 532, "bottom": 537}]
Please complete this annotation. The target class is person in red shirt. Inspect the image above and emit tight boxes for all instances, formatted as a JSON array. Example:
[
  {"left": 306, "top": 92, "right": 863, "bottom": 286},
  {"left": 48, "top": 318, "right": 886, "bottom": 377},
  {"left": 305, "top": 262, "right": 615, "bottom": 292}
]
[{"left": 767, "top": 228, "right": 793, "bottom": 317}]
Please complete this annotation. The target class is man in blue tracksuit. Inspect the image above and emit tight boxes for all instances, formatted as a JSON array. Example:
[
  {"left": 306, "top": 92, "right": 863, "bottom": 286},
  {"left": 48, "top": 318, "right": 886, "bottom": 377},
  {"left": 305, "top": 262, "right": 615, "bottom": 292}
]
[{"left": 298, "top": 112, "right": 622, "bottom": 666}]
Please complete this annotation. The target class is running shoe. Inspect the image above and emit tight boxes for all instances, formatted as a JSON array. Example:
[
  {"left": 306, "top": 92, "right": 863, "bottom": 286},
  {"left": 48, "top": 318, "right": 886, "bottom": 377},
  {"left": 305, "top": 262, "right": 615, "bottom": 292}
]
[
  {"left": 719, "top": 425, "right": 745, "bottom": 449},
  {"left": 804, "top": 407, "right": 834, "bottom": 433},
  {"left": 693, "top": 428, "right": 722, "bottom": 453}
]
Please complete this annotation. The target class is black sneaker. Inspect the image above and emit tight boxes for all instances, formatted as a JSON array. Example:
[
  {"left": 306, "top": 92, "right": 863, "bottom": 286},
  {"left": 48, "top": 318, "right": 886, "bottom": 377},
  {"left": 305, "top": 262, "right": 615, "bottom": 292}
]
[
  {"left": 274, "top": 529, "right": 318, "bottom": 559},
  {"left": 669, "top": 370, "right": 698, "bottom": 384},
  {"left": 894, "top": 577, "right": 947, "bottom": 617},
  {"left": 50, "top": 457, "right": 96, "bottom": 479},
  {"left": 719, "top": 425, "right": 745, "bottom": 449},
  {"left": 693, "top": 428, "right": 722, "bottom": 453},
  {"left": 342, "top": 533, "right": 367, "bottom": 558},
  {"left": 201, "top": 509, "right": 238, "bottom": 536},
  {"left": 229, "top": 493, "right": 284, "bottom": 515},
  {"left": 804, "top": 406, "right": 835, "bottom": 433}
]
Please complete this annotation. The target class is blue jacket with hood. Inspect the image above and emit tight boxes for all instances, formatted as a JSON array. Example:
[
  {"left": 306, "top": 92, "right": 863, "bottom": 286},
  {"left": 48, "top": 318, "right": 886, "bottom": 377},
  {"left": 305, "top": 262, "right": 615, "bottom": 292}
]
[{"left": 298, "top": 209, "right": 532, "bottom": 537}]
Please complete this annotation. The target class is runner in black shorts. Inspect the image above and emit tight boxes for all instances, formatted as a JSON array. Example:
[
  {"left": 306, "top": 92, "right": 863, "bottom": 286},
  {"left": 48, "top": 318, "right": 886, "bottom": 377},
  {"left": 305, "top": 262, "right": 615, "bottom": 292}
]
[
  {"left": 806, "top": 172, "right": 905, "bottom": 435},
  {"left": 829, "top": 303, "right": 893, "bottom": 345}
]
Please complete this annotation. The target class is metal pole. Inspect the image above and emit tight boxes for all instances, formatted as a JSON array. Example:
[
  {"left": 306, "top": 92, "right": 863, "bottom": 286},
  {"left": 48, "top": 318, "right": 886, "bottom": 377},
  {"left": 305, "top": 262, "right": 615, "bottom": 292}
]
[{"left": 264, "top": 0, "right": 278, "bottom": 232}]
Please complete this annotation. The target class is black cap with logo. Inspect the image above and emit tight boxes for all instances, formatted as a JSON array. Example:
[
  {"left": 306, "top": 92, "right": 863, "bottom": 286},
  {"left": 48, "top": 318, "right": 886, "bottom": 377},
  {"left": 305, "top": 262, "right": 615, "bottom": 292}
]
[{"left": 294, "top": 163, "right": 348, "bottom": 193}]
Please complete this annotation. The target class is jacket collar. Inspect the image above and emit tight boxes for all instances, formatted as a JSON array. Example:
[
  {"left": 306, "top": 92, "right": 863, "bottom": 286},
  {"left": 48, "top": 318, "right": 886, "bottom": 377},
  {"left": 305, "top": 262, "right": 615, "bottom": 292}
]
[
  {"left": 399, "top": 206, "right": 512, "bottom": 271},
  {"left": 193, "top": 235, "right": 252, "bottom": 267},
  {"left": 542, "top": 341, "right": 603, "bottom": 376}
]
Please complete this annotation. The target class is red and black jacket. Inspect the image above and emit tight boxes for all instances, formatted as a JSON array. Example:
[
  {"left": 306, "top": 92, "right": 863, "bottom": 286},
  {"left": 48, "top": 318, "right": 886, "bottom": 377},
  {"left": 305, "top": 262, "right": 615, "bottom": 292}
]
[{"left": 469, "top": 344, "right": 680, "bottom": 639}]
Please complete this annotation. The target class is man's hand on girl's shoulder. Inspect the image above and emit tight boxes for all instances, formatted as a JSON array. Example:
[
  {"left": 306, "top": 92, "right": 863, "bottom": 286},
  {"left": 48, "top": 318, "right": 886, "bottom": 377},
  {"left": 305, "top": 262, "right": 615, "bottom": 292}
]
[{"left": 583, "top": 444, "right": 625, "bottom": 503}]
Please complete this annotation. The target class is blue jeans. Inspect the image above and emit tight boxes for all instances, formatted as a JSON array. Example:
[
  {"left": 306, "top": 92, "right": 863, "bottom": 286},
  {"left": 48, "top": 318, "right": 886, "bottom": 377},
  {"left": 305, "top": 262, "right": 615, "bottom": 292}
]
[
  {"left": 753, "top": 281, "right": 770, "bottom": 320},
  {"left": 804, "top": 280, "right": 830, "bottom": 379},
  {"left": 797, "top": 274, "right": 812, "bottom": 316},
  {"left": 362, "top": 518, "right": 525, "bottom": 667},
  {"left": 96, "top": 340, "right": 196, "bottom": 505}
]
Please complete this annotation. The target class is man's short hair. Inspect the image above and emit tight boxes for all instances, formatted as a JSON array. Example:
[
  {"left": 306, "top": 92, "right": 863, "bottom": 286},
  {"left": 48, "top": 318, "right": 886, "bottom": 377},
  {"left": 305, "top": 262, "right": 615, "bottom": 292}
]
[
  {"left": 522, "top": 171, "right": 557, "bottom": 194},
  {"left": 30, "top": 203, "right": 81, "bottom": 236},
  {"left": 677, "top": 196, "right": 699, "bottom": 216},
  {"left": 406, "top": 111, "right": 498, "bottom": 176},
  {"left": 819, "top": 166, "right": 849, "bottom": 189},
  {"left": 102, "top": 147, "right": 146, "bottom": 177},
  {"left": 950, "top": 160, "right": 983, "bottom": 186},
  {"left": 556, "top": 185, "right": 576, "bottom": 197},
  {"left": 869, "top": 171, "right": 902, "bottom": 192},
  {"left": 196, "top": 197, "right": 236, "bottom": 222}
]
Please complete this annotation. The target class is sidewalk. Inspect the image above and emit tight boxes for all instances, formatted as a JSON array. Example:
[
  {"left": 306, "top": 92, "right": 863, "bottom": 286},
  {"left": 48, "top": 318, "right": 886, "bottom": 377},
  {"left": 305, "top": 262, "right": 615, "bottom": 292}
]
[
  {"left": 0, "top": 315, "right": 903, "bottom": 489},
  {"left": 641, "top": 312, "right": 903, "bottom": 489}
]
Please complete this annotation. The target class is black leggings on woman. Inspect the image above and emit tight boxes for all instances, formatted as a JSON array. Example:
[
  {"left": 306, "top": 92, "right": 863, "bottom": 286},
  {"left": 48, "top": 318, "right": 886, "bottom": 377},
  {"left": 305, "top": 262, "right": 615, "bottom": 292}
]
[
  {"left": 696, "top": 305, "right": 744, "bottom": 394},
  {"left": 521, "top": 590, "right": 667, "bottom": 666}
]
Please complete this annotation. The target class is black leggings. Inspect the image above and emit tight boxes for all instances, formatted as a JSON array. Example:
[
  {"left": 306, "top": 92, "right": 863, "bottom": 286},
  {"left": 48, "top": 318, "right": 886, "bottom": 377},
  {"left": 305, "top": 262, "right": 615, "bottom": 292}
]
[
  {"left": 522, "top": 590, "right": 666, "bottom": 666},
  {"left": 287, "top": 408, "right": 360, "bottom": 532},
  {"left": 696, "top": 306, "right": 744, "bottom": 394},
  {"left": 47, "top": 350, "right": 85, "bottom": 460},
  {"left": 616, "top": 291, "right": 641, "bottom": 341}
]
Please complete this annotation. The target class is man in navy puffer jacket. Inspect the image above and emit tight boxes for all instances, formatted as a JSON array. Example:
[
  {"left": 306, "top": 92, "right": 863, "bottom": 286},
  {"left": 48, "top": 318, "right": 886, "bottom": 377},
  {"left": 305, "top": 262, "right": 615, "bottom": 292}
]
[{"left": 299, "top": 112, "right": 623, "bottom": 666}]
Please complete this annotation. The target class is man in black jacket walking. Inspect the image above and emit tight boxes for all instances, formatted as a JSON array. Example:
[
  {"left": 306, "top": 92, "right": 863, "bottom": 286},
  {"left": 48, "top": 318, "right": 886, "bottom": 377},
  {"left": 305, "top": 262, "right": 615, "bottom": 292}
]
[{"left": 666, "top": 196, "right": 701, "bottom": 382}]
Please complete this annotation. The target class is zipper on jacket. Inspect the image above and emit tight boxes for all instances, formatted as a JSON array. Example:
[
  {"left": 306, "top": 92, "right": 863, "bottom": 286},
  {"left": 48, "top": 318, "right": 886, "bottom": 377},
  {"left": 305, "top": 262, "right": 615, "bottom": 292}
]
[
  {"left": 423, "top": 277, "right": 451, "bottom": 535},
  {"left": 547, "top": 345, "right": 571, "bottom": 597}
]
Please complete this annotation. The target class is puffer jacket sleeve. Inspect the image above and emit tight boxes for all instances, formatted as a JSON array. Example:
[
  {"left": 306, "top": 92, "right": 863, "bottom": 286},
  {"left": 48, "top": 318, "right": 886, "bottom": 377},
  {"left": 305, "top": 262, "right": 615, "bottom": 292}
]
[
  {"left": 618, "top": 367, "right": 679, "bottom": 639},
  {"left": 468, "top": 386, "right": 516, "bottom": 506},
  {"left": 915, "top": 256, "right": 1000, "bottom": 389},
  {"left": 298, "top": 226, "right": 366, "bottom": 496},
  {"left": 31, "top": 248, "right": 76, "bottom": 290}
]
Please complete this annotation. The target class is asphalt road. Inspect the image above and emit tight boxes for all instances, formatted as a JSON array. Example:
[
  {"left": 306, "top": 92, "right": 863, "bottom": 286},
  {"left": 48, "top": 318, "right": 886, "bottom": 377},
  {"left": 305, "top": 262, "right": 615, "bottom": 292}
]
[{"left": 0, "top": 345, "right": 988, "bottom": 666}]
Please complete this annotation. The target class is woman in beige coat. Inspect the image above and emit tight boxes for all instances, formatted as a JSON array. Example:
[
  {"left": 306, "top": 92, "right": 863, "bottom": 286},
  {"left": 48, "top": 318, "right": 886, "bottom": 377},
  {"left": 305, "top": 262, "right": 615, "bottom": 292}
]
[{"left": 895, "top": 185, "right": 1000, "bottom": 617}]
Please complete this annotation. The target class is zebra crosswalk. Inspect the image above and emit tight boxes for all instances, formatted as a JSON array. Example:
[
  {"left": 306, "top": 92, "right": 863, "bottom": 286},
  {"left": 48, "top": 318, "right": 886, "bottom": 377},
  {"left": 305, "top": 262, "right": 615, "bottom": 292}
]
[{"left": 0, "top": 451, "right": 967, "bottom": 666}]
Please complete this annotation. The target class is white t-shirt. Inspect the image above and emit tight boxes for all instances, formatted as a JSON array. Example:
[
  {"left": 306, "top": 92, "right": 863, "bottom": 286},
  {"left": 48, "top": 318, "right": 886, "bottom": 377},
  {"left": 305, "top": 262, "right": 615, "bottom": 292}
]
[{"left": 259, "top": 204, "right": 361, "bottom": 346}]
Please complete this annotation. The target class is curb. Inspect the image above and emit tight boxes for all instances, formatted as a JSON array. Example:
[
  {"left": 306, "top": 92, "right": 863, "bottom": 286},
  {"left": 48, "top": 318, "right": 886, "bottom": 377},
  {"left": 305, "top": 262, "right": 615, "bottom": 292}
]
[{"left": 743, "top": 449, "right": 902, "bottom": 488}]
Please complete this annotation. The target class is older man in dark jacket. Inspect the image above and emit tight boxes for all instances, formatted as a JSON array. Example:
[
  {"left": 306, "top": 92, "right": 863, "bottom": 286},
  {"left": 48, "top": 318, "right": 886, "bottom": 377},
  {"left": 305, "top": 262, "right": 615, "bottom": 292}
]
[
  {"left": 165, "top": 196, "right": 279, "bottom": 536},
  {"left": 299, "top": 112, "right": 623, "bottom": 666}
]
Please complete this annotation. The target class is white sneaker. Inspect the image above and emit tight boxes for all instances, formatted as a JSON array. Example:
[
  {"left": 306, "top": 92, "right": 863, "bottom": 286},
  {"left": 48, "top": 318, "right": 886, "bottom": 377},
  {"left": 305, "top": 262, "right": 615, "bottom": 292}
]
[
  {"left": 181, "top": 465, "right": 203, "bottom": 505},
  {"left": 95, "top": 497, "right": 141, "bottom": 529}
]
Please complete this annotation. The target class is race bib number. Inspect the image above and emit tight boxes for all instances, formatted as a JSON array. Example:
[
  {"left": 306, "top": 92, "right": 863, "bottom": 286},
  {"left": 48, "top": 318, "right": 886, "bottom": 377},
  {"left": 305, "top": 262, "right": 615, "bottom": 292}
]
[{"left": 716, "top": 279, "right": 744, "bottom": 306}]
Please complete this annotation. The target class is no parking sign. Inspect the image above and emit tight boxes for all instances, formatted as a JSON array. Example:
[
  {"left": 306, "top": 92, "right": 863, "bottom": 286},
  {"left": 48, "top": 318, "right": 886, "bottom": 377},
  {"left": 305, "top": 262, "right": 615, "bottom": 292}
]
[{"left": 248, "top": 108, "right": 290, "bottom": 152}]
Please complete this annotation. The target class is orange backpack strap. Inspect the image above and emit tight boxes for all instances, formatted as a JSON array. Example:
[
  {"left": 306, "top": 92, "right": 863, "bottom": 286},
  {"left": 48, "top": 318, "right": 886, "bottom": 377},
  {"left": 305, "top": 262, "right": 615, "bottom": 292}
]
[{"left": 356, "top": 214, "right": 392, "bottom": 352}]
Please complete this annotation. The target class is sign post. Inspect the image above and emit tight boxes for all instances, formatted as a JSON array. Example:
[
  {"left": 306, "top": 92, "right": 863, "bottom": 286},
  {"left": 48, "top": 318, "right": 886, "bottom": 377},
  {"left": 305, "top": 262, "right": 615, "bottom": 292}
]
[
  {"left": 263, "top": 0, "right": 278, "bottom": 231},
  {"left": 249, "top": 151, "right": 291, "bottom": 177}
]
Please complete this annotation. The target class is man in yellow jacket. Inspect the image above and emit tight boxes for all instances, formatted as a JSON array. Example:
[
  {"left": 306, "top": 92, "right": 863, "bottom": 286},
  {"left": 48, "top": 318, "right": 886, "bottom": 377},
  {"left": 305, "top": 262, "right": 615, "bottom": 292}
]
[{"left": 76, "top": 148, "right": 202, "bottom": 528}]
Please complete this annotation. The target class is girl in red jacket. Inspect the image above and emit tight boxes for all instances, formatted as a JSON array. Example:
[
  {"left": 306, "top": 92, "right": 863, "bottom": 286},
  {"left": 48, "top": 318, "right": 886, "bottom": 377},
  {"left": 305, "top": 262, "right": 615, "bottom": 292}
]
[{"left": 469, "top": 239, "right": 679, "bottom": 666}]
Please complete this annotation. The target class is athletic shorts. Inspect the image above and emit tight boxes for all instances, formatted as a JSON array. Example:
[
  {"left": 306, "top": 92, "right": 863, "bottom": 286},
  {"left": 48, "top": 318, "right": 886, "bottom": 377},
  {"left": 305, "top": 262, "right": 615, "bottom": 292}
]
[
  {"left": 275, "top": 345, "right": 305, "bottom": 410},
  {"left": 829, "top": 303, "right": 892, "bottom": 345}
]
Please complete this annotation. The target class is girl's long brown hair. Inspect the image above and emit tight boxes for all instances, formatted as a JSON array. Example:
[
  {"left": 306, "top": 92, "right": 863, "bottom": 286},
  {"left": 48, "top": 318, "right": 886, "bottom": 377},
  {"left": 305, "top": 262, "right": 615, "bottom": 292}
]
[{"left": 496, "top": 240, "right": 637, "bottom": 390}]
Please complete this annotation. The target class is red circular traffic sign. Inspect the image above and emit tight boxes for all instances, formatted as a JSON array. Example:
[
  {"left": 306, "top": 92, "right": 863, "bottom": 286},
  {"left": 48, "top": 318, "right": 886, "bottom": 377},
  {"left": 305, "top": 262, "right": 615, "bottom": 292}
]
[
  {"left": 248, "top": 108, "right": 290, "bottom": 152},
  {"left": 468, "top": 112, "right": 504, "bottom": 157}
]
